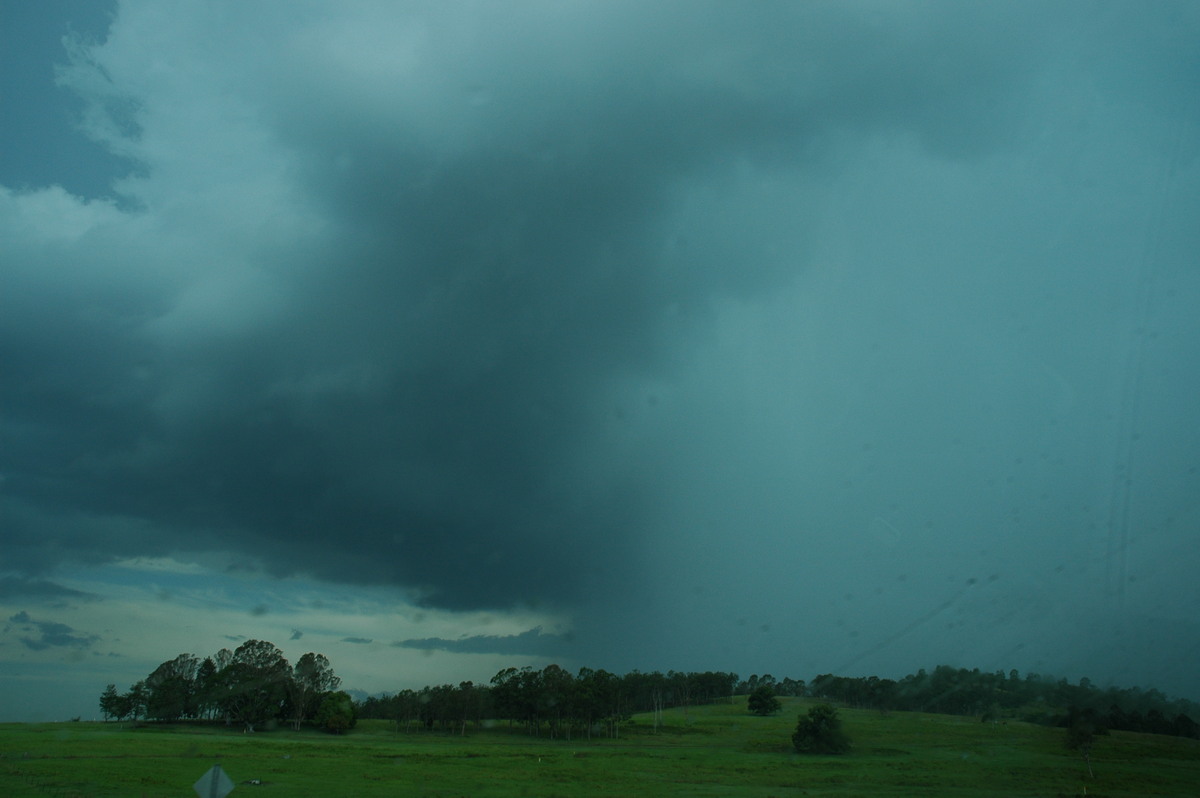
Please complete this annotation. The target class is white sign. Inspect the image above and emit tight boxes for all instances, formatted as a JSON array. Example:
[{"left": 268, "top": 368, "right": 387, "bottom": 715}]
[{"left": 193, "top": 764, "right": 235, "bottom": 798}]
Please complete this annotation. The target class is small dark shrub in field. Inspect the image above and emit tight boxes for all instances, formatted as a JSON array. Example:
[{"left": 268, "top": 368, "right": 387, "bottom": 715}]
[{"left": 792, "top": 703, "right": 850, "bottom": 754}]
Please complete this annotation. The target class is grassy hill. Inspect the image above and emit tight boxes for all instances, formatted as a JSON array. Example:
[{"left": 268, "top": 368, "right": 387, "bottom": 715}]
[{"left": 2, "top": 697, "right": 1197, "bottom": 796}]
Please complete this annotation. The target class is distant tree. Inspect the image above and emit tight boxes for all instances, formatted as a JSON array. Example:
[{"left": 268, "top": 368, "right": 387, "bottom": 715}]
[
  {"left": 538, "top": 664, "right": 573, "bottom": 739},
  {"left": 125, "top": 681, "right": 149, "bottom": 721},
  {"left": 213, "top": 647, "right": 234, "bottom": 672},
  {"left": 648, "top": 674, "right": 666, "bottom": 732},
  {"left": 146, "top": 673, "right": 192, "bottom": 721},
  {"left": 145, "top": 653, "right": 199, "bottom": 721},
  {"left": 290, "top": 652, "right": 341, "bottom": 730},
  {"left": 111, "top": 692, "right": 133, "bottom": 722},
  {"left": 792, "top": 703, "right": 851, "bottom": 754},
  {"left": 99, "top": 684, "right": 120, "bottom": 721},
  {"left": 218, "top": 639, "right": 291, "bottom": 730},
  {"left": 669, "top": 670, "right": 693, "bottom": 718},
  {"left": 194, "top": 657, "right": 219, "bottom": 719},
  {"left": 573, "top": 668, "right": 609, "bottom": 739},
  {"left": 740, "top": 674, "right": 760, "bottom": 695},
  {"left": 489, "top": 667, "right": 522, "bottom": 729},
  {"left": 316, "top": 690, "right": 357, "bottom": 734},
  {"left": 747, "top": 685, "right": 782, "bottom": 716},
  {"left": 456, "top": 680, "right": 481, "bottom": 736},
  {"left": 1064, "top": 706, "right": 1103, "bottom": 779},
  {"left": 518, "top": 666, "right": 544, "bottom": 734},
  {"left": 778, "top": 677, "right": 806, "bottom": 697}
]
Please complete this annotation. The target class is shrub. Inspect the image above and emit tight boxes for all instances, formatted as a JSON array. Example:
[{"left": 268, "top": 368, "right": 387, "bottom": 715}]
[
  {"left": 316, "top": 691, "right": 358, "bottom": 734},
  {"left": 748, "top": 685, "right": 782, "bottom": 716},
  {"left": 792, "top": 703, "right": 850, "bottom": 754}
]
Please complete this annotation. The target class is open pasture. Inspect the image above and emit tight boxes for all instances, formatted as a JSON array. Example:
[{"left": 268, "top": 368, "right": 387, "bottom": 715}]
[{"left": 2, "top": 698, "right": 1197, "bottom": 797}]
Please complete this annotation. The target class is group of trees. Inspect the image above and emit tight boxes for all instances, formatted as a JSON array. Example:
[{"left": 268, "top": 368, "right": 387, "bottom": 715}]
[
  {"left": 797, "top": 665, "right": 1200, "bottom": 739},
  {"left": 99, "top": 639, "right": 354, "bottom": 733},
  {"left": 104, "top": 650, "right": 1197, "bottom": 746},
  {"left": 737, "top": 674, "right": 808, "bottom": 698},
  {"left": 741, "top": 679, "right": 850, "bottom": 753},
  {"left": 358, "top": 666, "right": 740, "bottom": 739},
  {"left": 732, "top": 664, "right": 1198, "bottom": 751},
  {"left": 357, "top": 662, "right": 1197, "bottom": 742}
]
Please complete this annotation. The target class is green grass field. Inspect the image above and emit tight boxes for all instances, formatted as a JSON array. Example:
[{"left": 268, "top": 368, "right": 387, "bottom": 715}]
[{"left": 2, "top": 698, "right": 1197, "bottom": 797}]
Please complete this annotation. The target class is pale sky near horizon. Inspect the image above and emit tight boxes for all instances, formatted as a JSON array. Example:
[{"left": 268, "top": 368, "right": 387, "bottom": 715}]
[{"left": 2, "top": 1, "right": 1199, "bottom": 722}]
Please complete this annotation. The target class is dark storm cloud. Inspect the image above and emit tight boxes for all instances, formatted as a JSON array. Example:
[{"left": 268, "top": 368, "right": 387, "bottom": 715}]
[
  {"left": 341, "top": 637, "right": 373, "bottom": 645},
  {"left": 0, "top": 577, "right": 95, "bottom": 602},
  {"left": 3, "top": 0, "right": 1198, "bottom": 704},
  {"left": 394, "top": 626, "right": 573, "bottom": 658},
  {"left": 0, "top": 2, "right": 1065, "bottom": 612},
  {"left": 6, "top": 611, "right": 99, "bottom": 651},
  {"left": 0, "top": 0, "right": 127, "bottom": 200}
]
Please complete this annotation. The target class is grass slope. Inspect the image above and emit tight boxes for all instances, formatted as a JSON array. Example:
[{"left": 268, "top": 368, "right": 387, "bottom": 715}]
[{"left": 1, "top": 697, "right": 1197, "bottom": 797}]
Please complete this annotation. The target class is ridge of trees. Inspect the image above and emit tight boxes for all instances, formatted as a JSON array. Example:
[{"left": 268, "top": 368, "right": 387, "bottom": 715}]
[
  {"left": 102, "top": 653, "right": 1199, "bottom": 742},
  {"left": 358, "top": 667, "right": 740, "bottom": 739},
  {"left": 800, "top": 665, "right": 1200, "bottom": 739},
  {"left": 99, "top": 639, "right": 348, "bottom": 732},
  {"left": 360, "top": 664, "right": 1199, "bottom": 741}
]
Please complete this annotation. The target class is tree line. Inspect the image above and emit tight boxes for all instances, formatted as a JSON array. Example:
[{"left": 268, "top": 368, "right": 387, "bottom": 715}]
[
  {"left": 798, "top": 665, "right": 1200, "bottom": 739},
  {"left": 103, "top": 652, "right": 1198, "bottom": 742},
  {"left": 361, "top": 663, "right": 1198, "bottom": 741},
  {"left": 99, "top": 639, "right": 354, "bottom": 732},
  {"left": 358, "top": 666, "right": 739, "bottom": 739}
]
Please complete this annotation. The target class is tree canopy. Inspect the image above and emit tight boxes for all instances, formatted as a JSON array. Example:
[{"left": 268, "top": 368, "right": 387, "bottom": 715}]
[
  {"left": 316, "top": 690, "right": 358, "bottom": 734},
  {"left": 747, "top": 685, "right": 782, "bottom": 716},
  {"left": 100, "top": 640, "right": 343, "bottom": 731},
  {"left": 103, "top": 653, "right": 1200, "bottom": 747},
  {"left": 359, "top": 666, "right": 740, "bottom": 739},
  {"left": 792, "top": 703, "right": 851, "bottom": 754}
]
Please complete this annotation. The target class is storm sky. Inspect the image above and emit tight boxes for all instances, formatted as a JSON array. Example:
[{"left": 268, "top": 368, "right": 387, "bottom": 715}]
[{"left": 2, "top": 0, "right": 1199, "bottom": 721}]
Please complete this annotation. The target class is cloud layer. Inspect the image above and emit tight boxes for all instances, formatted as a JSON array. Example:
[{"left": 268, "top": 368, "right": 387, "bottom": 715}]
[
  {"left": 8, "top": 611, "right": 99, "bottom": 652},
  {"left": 2, "top": 1, "right": 1199, "bottom": 701},
  {"left": 2, "top": 2, "right": 1056, "bottom": 602}
]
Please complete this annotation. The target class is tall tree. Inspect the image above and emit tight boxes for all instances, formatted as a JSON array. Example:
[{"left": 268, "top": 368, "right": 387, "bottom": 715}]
[
  {"left": 490, "top": 667, "right": 522, "bottom": 729},
  {"left": 194, "top": 657, "right": 219, "bottom": 719},
  {"left": 1064, "top": 706, "right": 1103, "bottom": 779},
  {"left": 289, "top": 652, "right": 340, "bottom": 730},
  {"left": 125, "top": 681, "right": 148, "bottom": 721},
  {"left": 99, "top": 684, "right": 120, "bottom": 721},
  {"left": 668, "top": 670, "right": 693, "bottom": 718},
  {"left": 538, "top": 664, "right": 573, "bottom": 739},
  {"left": 145, "top": 653, "right": 199, "bottom": 721},
  {"left": 218, "top": 639, "right": 291, "bottom": 730},
  {"left": 213, "top": 647, "right": 234, "bottom": 672}
]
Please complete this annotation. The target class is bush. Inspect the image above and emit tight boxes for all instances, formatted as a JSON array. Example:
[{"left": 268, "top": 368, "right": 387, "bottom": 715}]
[
  {"left": 792, "top": 703, "right": 850, "bottom": 754},
  {"left": 747, "top": 685, "right": 782, "bottom": 716},
  {"left": 316, "top": 691, "right": 358, "bottom": 734}
]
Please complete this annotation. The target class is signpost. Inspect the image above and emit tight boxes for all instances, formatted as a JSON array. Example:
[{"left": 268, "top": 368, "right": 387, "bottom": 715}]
[{"left": 194, "top": 764, "right": 235, "bottom": 798}]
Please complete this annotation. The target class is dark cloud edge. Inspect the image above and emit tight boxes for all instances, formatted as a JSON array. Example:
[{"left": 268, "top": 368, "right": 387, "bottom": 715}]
[
  {"left": 0, "top": 576, "right": 99, "bottom": 602},
  {"left": 392, "top": 625, "right": 574, "bottom": 657},
  {"left": 6, "top": 610, "right": 100, "bottom": 651}
]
